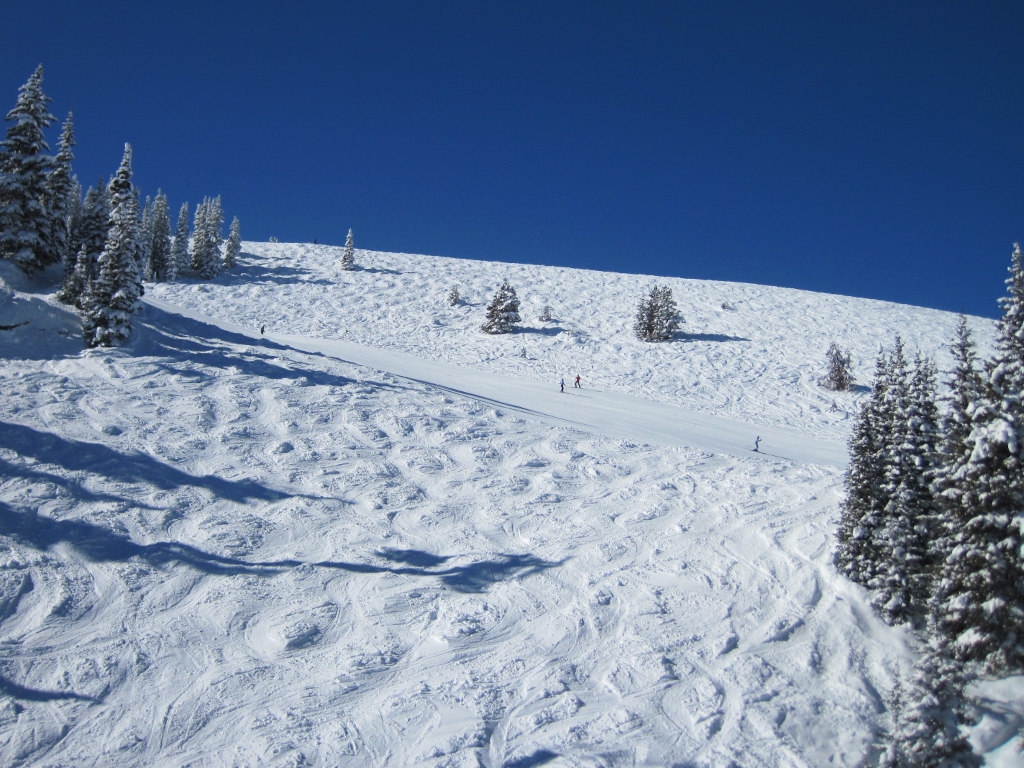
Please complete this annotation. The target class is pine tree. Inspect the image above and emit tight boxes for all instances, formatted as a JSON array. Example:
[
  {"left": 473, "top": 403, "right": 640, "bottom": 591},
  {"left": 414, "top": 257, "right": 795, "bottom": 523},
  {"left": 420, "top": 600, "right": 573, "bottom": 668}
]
[
  {"left": 0, "top": 65, "right": 56, "bottom": 273},
  {"left": 82, "top": 144, "right": 142, "bottom": 347},
  {"left": 72, "top": 179, "right": 109, "bottom": 265},
  {"left": 446, "top": 285, "right": 461, "bottom": 306},
  {"left": 56, "top": 245, "right": 91, "bottom": 308},
  {"left": 172, "top": 202, "right": 189, "bottom": 278},
  {"left": 44, "top": 112, "right": 76, "bottom": 271},
  {"left": 146, "top": 191, "right": 172, "bottom": 281},
  {"left": 835, "top": 347, "right": 892, "bottom": 585},
  {"left": 539, "top": 304, "right": 553, "bottom": 322},
  {"left": 190, "top": 196, "right": 223, "bottom": 278},
  {"left": 223, "top": 215, "right": 241, "bottom": 270},
  {"left": 189, "top": 198, "right": 208, "bottom": 274},
  {"left": 654, "top": 285, "right": 681, "bottom": 340},
  {"left": 139, "top": 194, "right": 154, "bottom": 277},
  {"left": 634, "top": 285, "right": 681, "bottom": 341},
  {"left": 341, "top": 228, "right": 355, "bottom": 270},
  {"left": 820, "top": 342, "right": 854, "bottom": 391},
  {"left": 930, "top": 315, "right": 983, "bottom": 586},
  {"left": 934, "top": 244, "right": 1024, "bottom": 673},
  {"left": 872, "top": 353, "right": 940, "bottom": 626},
  {"left": 880, "top": 636, "right": 981, "bottom": 768},
  {"left": 481, "top": 280, "right": 520, "bottom": 334}
]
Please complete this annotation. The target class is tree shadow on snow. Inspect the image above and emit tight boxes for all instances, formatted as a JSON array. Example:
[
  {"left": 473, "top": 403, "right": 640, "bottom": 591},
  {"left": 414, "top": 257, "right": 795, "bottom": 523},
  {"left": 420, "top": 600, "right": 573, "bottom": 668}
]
[
  {"left": 135, "top": 303, "right": 410, "bottom": 395},
  {"left": 503, "top": 750, "right": 562, "bottom": 768},
  {"left": 0, "top": 420, "right": 290, "bottom": 505},
  {"left": 0, "top": 500, "right": 286, "bottom": 576},
  {"left": 0, "top": 502, "right": 563, "bottom": 592},
  {"left": 205, "top": 261, "right": 333, "bottom": 286},
  {"left": 681, "top": 332, "right": 749, "bottom": 343},
  {"left": 0, "top": 456, "right": 158, "bottom": 510},
  {"left": 517, "top": 325, "right": 566, "bottom": 337},
  {"left": 350, "top": 265, "right": 400, "bottom": 275},
  {"left": 0, "top": 673, "right": 99, "bottom": 703}
]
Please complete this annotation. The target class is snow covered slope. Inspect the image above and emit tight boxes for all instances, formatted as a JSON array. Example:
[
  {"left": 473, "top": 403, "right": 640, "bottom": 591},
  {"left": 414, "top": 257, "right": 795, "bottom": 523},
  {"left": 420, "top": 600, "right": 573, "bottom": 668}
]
[{"left": 1, "top": 246, "right": 1015, "bottom": 767}]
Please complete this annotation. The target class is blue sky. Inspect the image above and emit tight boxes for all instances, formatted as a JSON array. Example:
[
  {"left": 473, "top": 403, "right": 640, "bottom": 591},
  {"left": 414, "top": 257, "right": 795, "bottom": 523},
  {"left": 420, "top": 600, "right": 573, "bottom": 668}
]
[{"left": 2, "top": 2, "right": 1021, "bottom": 317}]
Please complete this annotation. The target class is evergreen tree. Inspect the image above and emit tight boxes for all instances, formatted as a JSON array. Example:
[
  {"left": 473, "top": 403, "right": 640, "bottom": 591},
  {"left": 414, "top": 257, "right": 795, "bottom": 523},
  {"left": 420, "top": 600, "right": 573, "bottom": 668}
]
[
  {"left": 44, "top": 112, "right": 76, "bottom": 271},
  {"left": 0, "top": 65, "right": 56, "bottom": 273},
  {"left": 190, "top": 196, "right": 222, "bottom": 278},
  {"left": 147, "top": 191, "right": 172, "bottom": 281},
  {"left": 880, "top": 637, "right": 981, "bottom": 768},
  {"left": 654, "top": 285, "right": 681, "bottom": 340},
  {"left": 223, "top": 215, "right": 241, "bottom": 270},
  {"left": 820, "top": 342, "right": 854, "bottom": 391},
  {"left": 446, "top": 285, "right": 461, "bottom": 306},
  {"left": 82, "top": 144, "right": 142, "bottom": 348},
  {"left": 835, "top": 347, "right": 892, "bottom": 586},
  {"left": 341, "top": 228, "right": 355, "bottom": 270},
  {"left": 481, "top": 280, "right": 520, "bottom": 334},
  {"left": 72, "top": 179, "right": 109, "bottom": 265},
  {"left": 935, "top": 243, "right": 1024, "bottom": 673},
  {"left": 55, "top": 245, "right": 91, "bottom": 307},
  {"left": 634, "top": 285, "right": 681, "bottom": 341},
  {"left": 139, "top": 194, "right": 154, "bottom": 277},
  {"left": 872, "top": 353, "right": 940, "bottom": 626},
  {"left": 931, "top": 315, "right": 983, "bottom": 584},
  {"left": 172, "top": 201, "right": 189, "bottom": 278},
  {"left": 539, "top": 304, "right": 553, "bottom": 322}
]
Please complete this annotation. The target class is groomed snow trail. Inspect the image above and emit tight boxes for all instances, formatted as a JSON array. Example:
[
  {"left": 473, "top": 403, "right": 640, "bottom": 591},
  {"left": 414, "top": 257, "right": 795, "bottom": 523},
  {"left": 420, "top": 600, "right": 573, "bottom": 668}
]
[
  {"left": 147, "top": 295, "right": 847, "bottom": 469},
  {"left": 1, "top": 249, "right": 1003, "bottom": 766}
]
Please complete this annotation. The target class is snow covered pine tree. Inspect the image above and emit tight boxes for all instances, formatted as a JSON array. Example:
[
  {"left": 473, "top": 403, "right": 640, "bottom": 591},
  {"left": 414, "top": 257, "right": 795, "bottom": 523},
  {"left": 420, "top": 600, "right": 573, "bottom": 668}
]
[
  {"left": 633, "top": 285, "right": 681, "bottom": 342},
  {"left": 0, "top": 65, "right": 56, "bottom": 273},
  {"left": 82, "top": 144, "right": 143, "bottom": 348},
  {"left": 223, "top": 216, "right": 241, "bottom": 270},
  {"left": 820, "top": 342, "right": 854, "bottom": 390},
  {"left": 341, "top": 228, "right": 355, "bottom": 270},
  {"left": 481, "top": 280, "right": 520, "bottom": 334},
  {"left": 933, "top": 243, "right": 1024, "bottom": 674}
]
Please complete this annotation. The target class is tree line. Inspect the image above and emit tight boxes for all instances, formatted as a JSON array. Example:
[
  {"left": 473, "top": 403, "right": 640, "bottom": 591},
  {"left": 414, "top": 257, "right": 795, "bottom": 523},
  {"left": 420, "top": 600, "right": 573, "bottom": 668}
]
[
  {"left": 835, "top": 244, "right": 1024, "bottom": 766},
  {"left": 0, "top": 66, "right": 240, "bottom": 347}
]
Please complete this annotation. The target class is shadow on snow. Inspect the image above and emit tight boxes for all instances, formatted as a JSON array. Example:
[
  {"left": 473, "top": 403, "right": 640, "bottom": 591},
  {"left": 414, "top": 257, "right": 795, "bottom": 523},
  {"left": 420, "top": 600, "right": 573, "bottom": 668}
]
[
  {"left": 0, "top": 502, "right": 564, "bottom": 592},
  {"left": 134, "top": 303, "right": 412, "bottom": 396},
  {"left": 0, "top": 420, "right": 289, "bottom": 505},
  {"left": 0, "top": 674, "right": 99, "bottom": 704}
]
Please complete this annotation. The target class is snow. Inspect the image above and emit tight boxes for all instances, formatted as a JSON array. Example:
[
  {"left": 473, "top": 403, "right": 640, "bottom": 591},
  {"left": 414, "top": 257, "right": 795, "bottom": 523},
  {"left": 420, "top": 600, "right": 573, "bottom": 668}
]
[{"left": 1, "top": 244, "right": 1019, "bottom": 766}]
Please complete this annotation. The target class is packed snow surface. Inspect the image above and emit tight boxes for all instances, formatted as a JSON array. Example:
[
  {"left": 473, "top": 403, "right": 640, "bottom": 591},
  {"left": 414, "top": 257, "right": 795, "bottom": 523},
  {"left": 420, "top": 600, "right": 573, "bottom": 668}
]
[{"left": 1, "top": 243, "right": 1019, "bottom": 766}]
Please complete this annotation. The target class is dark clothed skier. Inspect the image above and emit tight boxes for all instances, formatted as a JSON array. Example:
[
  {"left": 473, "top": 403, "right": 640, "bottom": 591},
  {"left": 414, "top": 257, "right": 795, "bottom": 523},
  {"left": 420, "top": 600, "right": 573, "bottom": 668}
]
[{"left": 560, "top": 378, "right": 565, "bottom": 392}]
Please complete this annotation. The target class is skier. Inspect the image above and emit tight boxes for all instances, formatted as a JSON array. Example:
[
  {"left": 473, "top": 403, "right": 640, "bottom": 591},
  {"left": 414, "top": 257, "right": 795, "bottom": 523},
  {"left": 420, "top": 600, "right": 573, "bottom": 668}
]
[
  {"left": 574, "top": 375, "right": 581, "bottom": 388},
  {"left": 753, "top": 436, "right": 761, "bottom": 452},
  {"left": 260, "top": 324, "right": 265, "bottom": 336},
  {"left": 560, "top": 378, "right": 565, "bottom": 392}
]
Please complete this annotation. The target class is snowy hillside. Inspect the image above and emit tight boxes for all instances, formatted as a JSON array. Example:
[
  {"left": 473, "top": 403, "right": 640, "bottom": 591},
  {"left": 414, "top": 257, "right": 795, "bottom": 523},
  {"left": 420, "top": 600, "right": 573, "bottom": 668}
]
[{"left": 1, "top": 245, "right": 1019, "bottom": 767}]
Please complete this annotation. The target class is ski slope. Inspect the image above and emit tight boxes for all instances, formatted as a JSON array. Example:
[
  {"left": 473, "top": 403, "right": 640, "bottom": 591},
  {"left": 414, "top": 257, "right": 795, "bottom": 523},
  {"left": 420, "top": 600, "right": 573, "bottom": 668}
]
[
  {"left": 2, "top": 246, "right": 1020, "bottom": 767},
  {"left": 148, "top": 295, "right": 848, "bottom": 468}
]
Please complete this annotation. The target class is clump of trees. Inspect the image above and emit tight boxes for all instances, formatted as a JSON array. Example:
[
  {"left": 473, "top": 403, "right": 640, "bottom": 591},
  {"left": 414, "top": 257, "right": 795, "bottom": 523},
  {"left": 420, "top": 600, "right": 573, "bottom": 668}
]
[
  {"left": 481, "top": 280, "right": 520, "bottom": 334},
  {"left": 634, "top": 285, "right": 681, "bottom": 342},
  {"left": 835, "top": 244, "right": 1024, "bottom": 765},
  {"left": 0, "top": 66, "right": 240, "bottom": 347}
]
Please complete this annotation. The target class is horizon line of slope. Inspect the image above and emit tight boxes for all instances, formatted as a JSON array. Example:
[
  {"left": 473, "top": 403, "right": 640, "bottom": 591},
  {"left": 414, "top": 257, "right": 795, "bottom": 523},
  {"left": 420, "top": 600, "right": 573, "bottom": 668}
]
[{"left": 144, "top": 296, "right": 849, "bottom": 467}]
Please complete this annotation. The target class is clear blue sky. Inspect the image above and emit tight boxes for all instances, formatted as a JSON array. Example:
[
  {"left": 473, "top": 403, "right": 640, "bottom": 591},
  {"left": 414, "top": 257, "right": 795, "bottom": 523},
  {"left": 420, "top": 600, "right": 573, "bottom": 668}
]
[{"left": 3, "top": 1, "right": 1021, "bottom": 317}]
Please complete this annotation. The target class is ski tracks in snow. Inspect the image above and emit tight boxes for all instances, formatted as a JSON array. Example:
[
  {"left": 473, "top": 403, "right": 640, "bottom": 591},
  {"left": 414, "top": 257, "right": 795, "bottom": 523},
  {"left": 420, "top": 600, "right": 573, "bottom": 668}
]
[{"left": 0, "top": 290, "right": 907, "bottom": 766}]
